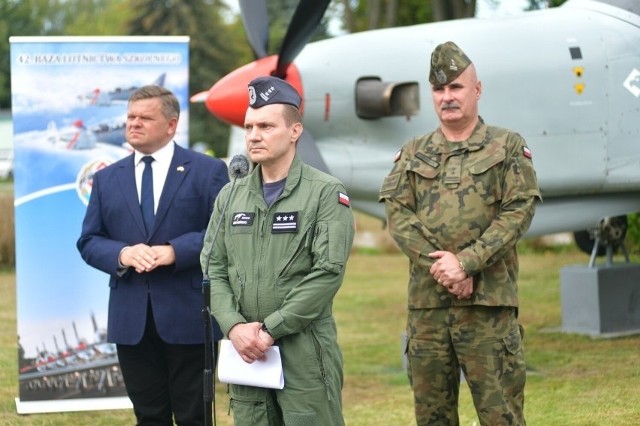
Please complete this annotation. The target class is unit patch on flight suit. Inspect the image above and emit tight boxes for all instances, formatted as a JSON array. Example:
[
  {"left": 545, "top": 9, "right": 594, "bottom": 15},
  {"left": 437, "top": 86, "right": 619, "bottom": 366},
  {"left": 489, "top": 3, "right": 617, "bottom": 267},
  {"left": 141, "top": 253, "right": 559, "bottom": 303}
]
[
  {"left": 232, "top": 212, "right": 255, "bottom": 226},
  {"left": 272, "top": 212, "right": 299, "bottom": 234}
]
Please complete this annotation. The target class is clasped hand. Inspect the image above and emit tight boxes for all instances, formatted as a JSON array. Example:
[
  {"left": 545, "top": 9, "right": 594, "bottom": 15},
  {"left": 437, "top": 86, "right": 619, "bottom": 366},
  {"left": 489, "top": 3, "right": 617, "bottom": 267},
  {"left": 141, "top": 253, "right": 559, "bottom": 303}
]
[
  {"left": 429, "top": 250, "right": 473, "bottom": 300},
  {"left": 228, "top": 322, "right": 274, "bottom": 364},
  {"left": 120, "top": 243, "right": 175, "bottom": 273}
]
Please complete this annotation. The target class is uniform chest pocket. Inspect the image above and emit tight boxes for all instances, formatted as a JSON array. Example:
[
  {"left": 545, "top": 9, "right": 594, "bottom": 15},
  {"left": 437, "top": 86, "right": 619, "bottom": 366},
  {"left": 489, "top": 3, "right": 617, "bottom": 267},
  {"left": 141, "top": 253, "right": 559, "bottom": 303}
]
[
  {"left": 277, "top": 226, "right": 313, "bottom": 279},
  {"left": 467, "top": 152, "right": 505, "bottom": 205},
  {"left": 407, "top": 161, "right": 439, "bottom": 181},
  {"left": 230, "top": 226, "right": 253, "bottom": 234}
]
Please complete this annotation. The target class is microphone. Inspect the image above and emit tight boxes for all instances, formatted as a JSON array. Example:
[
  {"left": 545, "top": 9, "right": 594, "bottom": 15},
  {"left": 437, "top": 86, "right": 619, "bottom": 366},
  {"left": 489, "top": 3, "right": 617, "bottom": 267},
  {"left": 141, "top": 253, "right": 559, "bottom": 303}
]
[
  {"left": 202, "top": 153, "right": 248, "bottom": 425},
  {"left": 228, "top": 154, "right": 250, "bottom": 179}
]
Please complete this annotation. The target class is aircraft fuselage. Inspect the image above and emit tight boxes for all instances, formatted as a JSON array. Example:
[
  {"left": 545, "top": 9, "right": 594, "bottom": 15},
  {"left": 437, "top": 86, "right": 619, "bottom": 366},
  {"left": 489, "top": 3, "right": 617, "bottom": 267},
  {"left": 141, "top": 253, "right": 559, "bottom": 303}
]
[{"left": 293, "top": 0, "right": 640, "bottom": 235}]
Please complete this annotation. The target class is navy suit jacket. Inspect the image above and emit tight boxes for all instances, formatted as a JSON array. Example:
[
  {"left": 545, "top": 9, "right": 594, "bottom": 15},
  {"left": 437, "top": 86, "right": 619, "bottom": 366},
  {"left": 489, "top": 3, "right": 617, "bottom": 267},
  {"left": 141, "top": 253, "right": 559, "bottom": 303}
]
[{"left": 77, "top": 143, "right": 228, "bottom": 345}]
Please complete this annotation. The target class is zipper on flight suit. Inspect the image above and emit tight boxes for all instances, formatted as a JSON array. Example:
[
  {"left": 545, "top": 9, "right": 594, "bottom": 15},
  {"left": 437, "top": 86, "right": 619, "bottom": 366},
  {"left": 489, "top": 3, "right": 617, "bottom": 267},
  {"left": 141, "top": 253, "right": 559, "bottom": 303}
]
[
  {"left": 255, "top": 206, "right": 273, "bottom": 320},
  {"left": 235, "top": 270, "right": 245, "bottom": 311},
  {"left": 310, "top": 326, "right": 331, "bottom": 401}
]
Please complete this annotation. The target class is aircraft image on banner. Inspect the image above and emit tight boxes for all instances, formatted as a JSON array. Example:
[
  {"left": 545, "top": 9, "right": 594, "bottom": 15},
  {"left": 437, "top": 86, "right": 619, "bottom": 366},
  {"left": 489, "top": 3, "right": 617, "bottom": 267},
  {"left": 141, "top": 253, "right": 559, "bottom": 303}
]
[
  {"left": 78, "top": 72, "right": 166, "bottom": 106},
  {"left": 46, "top": 119, "right": 98, "bottom": 150},
  {"left": 193, "top": 0, "right": 640, "bottom": 255},
  {"left": 18, "top": 313, "right": 126, "bottom": 401},
  {"left": 89, "top": 114, "right": 127, "bottom": 147}
]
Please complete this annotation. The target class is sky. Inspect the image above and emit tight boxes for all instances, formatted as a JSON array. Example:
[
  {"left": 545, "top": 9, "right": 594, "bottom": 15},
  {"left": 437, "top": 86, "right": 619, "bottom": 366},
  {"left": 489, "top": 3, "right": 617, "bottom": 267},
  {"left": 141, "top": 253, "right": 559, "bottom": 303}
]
[{"left": 223, "top": 1, "right": 537, "bottom": 36}]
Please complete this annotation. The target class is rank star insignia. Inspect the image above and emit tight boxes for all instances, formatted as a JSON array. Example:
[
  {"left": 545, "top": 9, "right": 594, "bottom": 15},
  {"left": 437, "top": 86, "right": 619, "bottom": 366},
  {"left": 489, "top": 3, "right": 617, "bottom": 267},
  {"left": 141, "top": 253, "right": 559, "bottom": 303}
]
[{"left": 272, "top": 211, "right": 299, "bottom": 234}]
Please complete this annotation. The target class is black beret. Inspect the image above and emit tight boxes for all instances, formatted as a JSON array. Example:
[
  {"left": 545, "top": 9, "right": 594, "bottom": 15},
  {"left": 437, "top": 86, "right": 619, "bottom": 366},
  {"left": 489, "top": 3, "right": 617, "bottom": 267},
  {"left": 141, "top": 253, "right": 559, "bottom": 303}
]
[{"left": 248, "top": 76, "right": 301, "bottom": 109}]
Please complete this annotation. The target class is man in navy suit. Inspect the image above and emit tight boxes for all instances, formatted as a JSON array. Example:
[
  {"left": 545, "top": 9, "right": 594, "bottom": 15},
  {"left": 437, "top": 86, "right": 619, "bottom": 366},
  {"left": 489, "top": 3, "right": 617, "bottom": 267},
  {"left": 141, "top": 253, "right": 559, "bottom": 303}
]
[{"left": 77, "top": 85, "right": 228, "bottom": 425}]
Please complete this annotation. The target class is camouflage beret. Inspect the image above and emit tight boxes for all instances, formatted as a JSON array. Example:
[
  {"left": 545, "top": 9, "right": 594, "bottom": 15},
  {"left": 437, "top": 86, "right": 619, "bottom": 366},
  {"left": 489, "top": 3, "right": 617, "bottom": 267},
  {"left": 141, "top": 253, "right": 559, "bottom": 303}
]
[
  {"left": 248, "top": 76, "right": 301, "bottom": 109},
  {"left": 429, "top": 41, "right": 472, "bottom": 87}
]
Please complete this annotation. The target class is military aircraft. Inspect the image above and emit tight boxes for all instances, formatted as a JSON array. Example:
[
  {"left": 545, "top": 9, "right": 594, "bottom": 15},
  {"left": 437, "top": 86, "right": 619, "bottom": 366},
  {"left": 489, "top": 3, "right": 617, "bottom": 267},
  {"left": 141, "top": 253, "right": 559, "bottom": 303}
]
[
  {"left": 18, "top": 313, "right": 124, "bottom": 401},
  {"left": 78, "top": 72, "right": 166, "bottom": 106},
  {"left": 193, "top": 0, "right": 640, "bottom": 254}
]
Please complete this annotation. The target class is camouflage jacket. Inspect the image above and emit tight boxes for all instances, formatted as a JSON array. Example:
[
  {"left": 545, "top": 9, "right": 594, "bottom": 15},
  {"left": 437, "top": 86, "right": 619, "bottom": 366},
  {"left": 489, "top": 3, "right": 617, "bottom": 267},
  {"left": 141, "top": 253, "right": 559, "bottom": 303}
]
[{"left": 379, "top": 120, "right": 541, "bottom": 309}]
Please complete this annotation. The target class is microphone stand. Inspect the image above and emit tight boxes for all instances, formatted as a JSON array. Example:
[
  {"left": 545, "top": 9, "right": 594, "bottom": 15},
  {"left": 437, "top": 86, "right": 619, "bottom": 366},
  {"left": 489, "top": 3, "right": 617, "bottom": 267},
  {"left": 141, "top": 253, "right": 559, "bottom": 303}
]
[{"left": 202, "top": 175, "right": 240, "bottom": 426}]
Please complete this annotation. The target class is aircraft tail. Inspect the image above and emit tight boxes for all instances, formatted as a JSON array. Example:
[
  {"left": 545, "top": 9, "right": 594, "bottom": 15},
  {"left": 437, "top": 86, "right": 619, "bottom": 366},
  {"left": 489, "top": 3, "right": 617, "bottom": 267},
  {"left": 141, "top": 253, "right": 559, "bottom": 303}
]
[{"left": 154, "top": 73, "right": 166, "bottom": 87}]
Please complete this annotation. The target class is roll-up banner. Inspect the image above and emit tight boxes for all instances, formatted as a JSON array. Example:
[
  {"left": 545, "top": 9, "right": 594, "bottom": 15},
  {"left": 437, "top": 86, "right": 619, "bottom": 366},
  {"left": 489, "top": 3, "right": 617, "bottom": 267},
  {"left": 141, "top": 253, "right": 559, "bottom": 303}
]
[{"left": 10, "top": 36, "right": 190, "bottom": 414}]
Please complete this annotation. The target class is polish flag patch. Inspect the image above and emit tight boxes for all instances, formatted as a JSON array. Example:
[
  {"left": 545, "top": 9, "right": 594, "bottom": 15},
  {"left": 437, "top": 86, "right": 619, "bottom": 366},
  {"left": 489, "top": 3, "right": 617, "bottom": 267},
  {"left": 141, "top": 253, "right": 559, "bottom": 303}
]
[
  {"left": 338, "top": 191, "right": 350, "bottom": 207},
  {"left": 523, "top": 146, "right": 532, "bottom": 159}
]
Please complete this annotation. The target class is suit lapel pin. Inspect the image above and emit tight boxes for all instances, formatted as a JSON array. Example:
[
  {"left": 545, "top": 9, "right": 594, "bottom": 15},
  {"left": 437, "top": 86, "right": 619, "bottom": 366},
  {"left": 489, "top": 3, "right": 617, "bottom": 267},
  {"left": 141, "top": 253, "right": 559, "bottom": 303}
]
[{"left": 177, "top": 165, "right": 185, "bottom": 172}]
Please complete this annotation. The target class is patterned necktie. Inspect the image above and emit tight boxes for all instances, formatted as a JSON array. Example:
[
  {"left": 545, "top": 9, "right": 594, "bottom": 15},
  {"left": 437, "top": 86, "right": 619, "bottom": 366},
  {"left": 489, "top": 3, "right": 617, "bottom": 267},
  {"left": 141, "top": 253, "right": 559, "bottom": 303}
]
[{"left": 140, "top": 156, "right": 155, "bottom": 234}]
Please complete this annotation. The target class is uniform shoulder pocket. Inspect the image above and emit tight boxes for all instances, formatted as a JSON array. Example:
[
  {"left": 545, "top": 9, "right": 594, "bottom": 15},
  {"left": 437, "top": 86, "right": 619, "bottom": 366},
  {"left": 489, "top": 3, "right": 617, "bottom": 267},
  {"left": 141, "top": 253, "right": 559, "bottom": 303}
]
[
  {"left": 379, "top": 172, "right": 401, "bottom": 200},
  {"left": 312, "top": 221, "right": 348, "bottom": 274}
]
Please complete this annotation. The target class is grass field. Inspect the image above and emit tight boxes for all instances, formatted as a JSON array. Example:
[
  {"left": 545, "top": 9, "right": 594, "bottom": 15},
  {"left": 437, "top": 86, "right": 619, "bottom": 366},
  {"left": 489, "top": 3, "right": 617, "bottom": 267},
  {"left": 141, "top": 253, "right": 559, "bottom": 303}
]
[
  {"left": 1, "top": 214, "right": 639, "bottom": 425},
  {"left": 0, "top": 180, "right": 12, "bottom": 194}
]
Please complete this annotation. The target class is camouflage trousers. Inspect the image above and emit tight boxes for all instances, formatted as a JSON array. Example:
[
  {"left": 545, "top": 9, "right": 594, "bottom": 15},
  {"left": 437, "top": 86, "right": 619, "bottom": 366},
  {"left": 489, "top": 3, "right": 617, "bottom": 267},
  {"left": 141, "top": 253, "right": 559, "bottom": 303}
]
[{"left": 406, "top": 306, "right": 526, "bottom": 426}]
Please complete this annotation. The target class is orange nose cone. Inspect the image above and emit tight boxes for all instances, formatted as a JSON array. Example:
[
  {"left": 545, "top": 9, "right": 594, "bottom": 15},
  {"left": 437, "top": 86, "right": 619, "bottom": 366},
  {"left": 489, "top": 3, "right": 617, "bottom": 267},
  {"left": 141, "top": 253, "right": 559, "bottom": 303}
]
[{"left": 204, "top": 56, "right": 304, "bottom": 127}]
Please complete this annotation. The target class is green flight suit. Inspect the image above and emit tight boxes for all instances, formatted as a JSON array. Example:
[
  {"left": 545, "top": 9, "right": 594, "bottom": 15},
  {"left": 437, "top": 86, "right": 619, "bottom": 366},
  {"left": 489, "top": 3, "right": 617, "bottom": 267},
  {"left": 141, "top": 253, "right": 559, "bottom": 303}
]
[
  {"left": 201, "top": 154, "right": 355, "bottom": 426},
  {"left": 379, "top": 120, "right": 541, "bottom": 425}
]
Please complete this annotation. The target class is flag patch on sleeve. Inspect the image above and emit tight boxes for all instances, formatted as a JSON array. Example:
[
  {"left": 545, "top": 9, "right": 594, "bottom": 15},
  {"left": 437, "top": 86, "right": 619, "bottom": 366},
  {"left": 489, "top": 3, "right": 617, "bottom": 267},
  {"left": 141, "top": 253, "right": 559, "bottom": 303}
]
[
  {"left": 523, "top": 146, "right": 532, "bottom": 159},
  {"left": 338, "top": 192, "right": 350, "bottom": 207}
]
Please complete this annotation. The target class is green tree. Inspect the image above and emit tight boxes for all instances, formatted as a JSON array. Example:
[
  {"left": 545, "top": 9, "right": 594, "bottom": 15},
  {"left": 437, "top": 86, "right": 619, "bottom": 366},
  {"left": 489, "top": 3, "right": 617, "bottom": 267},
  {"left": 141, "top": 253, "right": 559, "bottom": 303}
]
[
  {"left": 60, "top": 0, "right": 131, "bottom": 35},
  {"left": 264, "top": 0, "right": 332, "bottom": 55},
  {"left": 627, "top": 213, "right": 640, "bottom": 255},
  {"left": 0, "top": 0, "right": 67, "bottom": 108},
  {"left": 338, "top": 0, "right": 463, "bottom": 33},
  {"left": 337, "top": 0, "right": 570, "bottom": 34},
  {"left": 431, "top": 0, "right": 475, "bottom": 21},
  {"left": 0, "top": 0, "right": 130, "bottom": 109},
  {"left": 528, "top": 0, "right": 569, "bottom": 8},
  {"left": 127, "top": 0, "right": 246, "bottom": 156}
]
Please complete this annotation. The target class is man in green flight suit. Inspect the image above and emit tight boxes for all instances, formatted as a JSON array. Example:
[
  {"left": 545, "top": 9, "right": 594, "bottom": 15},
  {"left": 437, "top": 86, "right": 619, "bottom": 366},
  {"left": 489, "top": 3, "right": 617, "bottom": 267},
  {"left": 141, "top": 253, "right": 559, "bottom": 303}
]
[
  {"left": 201, "top": 76, "right": 355, "bottom": 426},
  {"left": 379, "top": 41, "right": 541, "bottom": 425}
]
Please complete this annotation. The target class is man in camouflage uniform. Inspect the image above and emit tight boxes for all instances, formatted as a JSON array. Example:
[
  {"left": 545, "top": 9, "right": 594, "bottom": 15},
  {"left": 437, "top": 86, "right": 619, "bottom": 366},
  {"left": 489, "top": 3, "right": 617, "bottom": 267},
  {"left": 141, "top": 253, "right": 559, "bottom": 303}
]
[
  {"left": 201, "top": 76, "right": 354, "bottom": 426},
  {"left": 379, "top": 41, "right": 541, "bottom": 425}
]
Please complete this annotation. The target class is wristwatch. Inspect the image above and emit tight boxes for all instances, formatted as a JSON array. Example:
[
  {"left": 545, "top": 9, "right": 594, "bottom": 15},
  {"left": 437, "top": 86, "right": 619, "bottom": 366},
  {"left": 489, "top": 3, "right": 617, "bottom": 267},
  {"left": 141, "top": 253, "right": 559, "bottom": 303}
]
[{"left": 261, "top": 323, "right": 272, "bottom": 337}]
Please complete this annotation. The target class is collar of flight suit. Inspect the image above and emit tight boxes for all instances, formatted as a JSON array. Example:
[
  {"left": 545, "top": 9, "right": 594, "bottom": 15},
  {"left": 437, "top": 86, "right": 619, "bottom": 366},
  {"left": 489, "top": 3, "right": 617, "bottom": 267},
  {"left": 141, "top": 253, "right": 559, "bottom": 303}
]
[{"left": 248, "top": 153, "right": 304, "bottom": 207}]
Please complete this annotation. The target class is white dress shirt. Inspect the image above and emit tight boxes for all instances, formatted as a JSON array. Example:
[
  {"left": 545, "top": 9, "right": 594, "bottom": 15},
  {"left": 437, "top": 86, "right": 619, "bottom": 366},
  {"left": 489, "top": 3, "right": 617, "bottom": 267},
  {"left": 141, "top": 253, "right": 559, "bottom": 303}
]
[{"left": 134, "top": 142, "right": 175, "bottom": 214}]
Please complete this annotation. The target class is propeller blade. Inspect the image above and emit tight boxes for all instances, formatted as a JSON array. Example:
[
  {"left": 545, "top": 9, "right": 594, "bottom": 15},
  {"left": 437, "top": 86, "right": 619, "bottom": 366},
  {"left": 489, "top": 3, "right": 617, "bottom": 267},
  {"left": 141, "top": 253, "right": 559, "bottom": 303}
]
[
  {"left": 297, "top": 130, "right": 330, "bottom": 174},
  {"left": 190, "top": 90, "right": 209, "bottom": 103},
  {"left": 273, "top": 0, "right": 331, "bottom": 78},
  {"left": 239, "top": 0, "right": 269, "bottom": 59}
]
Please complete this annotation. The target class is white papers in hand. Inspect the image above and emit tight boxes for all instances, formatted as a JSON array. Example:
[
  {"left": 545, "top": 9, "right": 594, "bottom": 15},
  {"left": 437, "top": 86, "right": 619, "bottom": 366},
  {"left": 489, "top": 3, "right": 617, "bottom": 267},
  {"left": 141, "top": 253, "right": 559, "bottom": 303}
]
[{"left": 218, "top": 339, "right": 284, "bottom": 389}]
